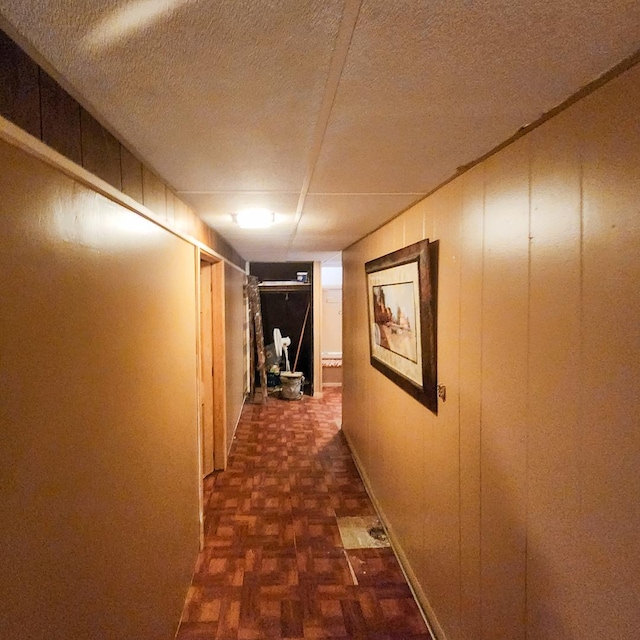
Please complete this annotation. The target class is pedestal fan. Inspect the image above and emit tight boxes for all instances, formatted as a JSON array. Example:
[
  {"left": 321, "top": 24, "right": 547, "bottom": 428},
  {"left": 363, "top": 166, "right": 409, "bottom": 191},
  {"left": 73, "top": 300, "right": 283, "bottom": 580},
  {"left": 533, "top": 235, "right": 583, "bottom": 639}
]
[
  {"left": 274, "top": 328, "right": 305, "bottom": 399},
  {"left": 273, "top": 328, "right": 291, "bottom": 372}
]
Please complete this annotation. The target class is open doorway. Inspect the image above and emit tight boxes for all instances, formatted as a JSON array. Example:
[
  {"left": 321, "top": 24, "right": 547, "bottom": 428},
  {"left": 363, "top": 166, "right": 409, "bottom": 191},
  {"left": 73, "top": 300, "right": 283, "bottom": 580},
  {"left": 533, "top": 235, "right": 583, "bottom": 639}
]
[
  {"left": 198, "top": 256, "right": 227, "bottom": 480},
  {"left": 321, "top": 263, "right": 343, "bottom": 388},
  {"left": 199, "top": 260, "right": 215, "bottom": 477}
]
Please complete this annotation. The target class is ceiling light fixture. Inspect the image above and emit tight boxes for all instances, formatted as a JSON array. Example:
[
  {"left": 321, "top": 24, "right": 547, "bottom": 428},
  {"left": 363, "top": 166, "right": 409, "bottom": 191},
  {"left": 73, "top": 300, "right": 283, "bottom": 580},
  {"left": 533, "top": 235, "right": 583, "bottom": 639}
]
[{"left": 234, "top": 208, "right": 275, "bottom": 229}]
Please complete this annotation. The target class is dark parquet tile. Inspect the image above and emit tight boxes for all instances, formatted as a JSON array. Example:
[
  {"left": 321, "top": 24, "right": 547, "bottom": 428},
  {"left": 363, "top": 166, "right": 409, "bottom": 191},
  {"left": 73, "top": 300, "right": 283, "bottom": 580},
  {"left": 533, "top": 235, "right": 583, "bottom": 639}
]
[{"left": 176, "top": 387, "right": 432, "bottom": 640}]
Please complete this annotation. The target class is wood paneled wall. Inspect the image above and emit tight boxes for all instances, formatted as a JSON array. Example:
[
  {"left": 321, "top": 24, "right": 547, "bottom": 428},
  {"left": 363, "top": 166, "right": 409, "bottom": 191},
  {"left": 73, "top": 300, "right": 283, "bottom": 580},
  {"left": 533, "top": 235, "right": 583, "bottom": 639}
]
[
  {"left": 0, "top": 28, "right": 244, "bottom": 269},
  {"left": 0, "top": 30, "right": 40, "bottom": 137},
  {"left": 225, "top": 263, "right": 249, "bottom": 448},
  {"left": 342, "top": 63, "right": 640, "bottom": 640},
  {"left": 0, "top": 138, "right": 200, "bottom": 638},
  {"left": 0, "top": 26, "right": 250, "bottom": 640}
]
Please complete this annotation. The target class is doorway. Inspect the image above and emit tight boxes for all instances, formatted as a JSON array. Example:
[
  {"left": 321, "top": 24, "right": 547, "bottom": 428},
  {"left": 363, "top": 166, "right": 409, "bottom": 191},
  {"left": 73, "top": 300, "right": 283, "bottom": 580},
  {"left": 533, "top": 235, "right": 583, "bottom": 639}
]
[
  {"left": 199, "top": 260, "right": 215, "bottom": 477},
  {"left": 199, "top": 256, "right": 227, "bottom": 479}
]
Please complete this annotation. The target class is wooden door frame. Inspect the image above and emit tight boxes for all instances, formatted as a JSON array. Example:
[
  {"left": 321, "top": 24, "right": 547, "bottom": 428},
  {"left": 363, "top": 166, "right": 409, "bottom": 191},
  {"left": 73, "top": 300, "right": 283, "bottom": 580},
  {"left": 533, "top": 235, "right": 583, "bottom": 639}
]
[
  {"left": 210, "top": 257, "right": 227, "bottom": 470},
  {"left": 197, "top": 250, "right": 228, "bottom": 475},
  {"left": 199, "top": 260, "right": 215, "bottom": 478}
]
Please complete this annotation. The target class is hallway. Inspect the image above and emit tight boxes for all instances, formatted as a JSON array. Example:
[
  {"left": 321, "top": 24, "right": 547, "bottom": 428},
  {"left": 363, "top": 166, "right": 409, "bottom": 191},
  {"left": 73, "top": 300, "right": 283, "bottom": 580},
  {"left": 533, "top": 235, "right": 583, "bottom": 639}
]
[{"left": 176, "top": 388, "right": 433, "bottom": 639}]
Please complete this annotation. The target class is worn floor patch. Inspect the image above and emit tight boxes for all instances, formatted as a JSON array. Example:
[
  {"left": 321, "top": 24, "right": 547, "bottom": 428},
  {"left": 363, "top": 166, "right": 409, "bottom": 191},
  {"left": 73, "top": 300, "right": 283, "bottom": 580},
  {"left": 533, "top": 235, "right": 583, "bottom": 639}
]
[{"left": 336, "top": 515, "right": 390, "bottom": 549}]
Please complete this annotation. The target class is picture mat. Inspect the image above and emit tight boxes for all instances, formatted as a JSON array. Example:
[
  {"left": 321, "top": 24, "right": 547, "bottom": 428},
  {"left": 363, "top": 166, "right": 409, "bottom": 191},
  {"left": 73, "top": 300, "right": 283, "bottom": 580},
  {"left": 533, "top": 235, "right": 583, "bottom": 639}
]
[{"left": 367, "top": 261, "right": 423, "bottom": 388}]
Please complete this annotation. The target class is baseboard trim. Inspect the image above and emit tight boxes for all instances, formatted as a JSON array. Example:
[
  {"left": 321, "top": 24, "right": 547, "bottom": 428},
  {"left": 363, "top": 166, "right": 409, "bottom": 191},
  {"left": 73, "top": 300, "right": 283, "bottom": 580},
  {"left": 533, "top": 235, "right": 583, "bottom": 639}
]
[{"left": 342, "top": 429, "right": 446, "bottom": 640}]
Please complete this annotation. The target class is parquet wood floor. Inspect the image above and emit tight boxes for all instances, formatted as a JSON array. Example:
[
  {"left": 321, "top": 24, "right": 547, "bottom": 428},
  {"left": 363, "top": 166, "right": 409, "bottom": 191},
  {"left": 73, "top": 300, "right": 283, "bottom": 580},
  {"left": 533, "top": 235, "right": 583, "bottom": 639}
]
[{"left": 176, "top": 388, "right": 433, "bottom": 640}]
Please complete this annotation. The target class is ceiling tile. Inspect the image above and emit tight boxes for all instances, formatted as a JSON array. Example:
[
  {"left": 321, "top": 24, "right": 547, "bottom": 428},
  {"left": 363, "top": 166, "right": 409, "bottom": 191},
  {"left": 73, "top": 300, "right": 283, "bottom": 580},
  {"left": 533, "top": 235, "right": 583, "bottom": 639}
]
[
  {"left": 1, "top": 0, "right": 344, "bottom": 192},
  {"left": 181, "top": 191, "right": 299, "bottom": 220},
  {"left": 293, "top": 193, "right": 421, "bottom": 249},
  {"left": 309, "top": 0, "right": 640, "bottom": 194},
  {"left": 2, "top": 0, "right": 639, "bottom": 263}
]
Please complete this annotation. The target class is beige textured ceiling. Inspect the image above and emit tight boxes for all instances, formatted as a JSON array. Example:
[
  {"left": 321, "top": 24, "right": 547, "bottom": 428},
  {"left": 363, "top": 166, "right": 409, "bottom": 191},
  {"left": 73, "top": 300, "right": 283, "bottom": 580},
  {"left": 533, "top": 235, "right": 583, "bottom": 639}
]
[{"left": 1, "top": 0, "right": 640, "bottom": 264}]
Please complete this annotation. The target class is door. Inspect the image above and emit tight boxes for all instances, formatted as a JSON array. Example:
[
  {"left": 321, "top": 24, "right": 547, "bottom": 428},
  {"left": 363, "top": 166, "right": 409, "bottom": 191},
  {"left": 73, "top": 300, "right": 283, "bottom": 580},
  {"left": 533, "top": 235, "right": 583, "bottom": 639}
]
[{"left": 199, "top": 260, "right": 215, "bottom": 477}]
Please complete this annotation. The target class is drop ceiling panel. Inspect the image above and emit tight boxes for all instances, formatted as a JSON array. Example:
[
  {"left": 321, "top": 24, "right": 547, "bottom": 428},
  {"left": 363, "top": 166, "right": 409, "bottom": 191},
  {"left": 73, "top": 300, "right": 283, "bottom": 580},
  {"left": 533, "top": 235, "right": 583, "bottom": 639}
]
[
  {"left": 294, "top": 193, "right": 420, "bottom": 250},
  {"left": 180, "top": 191, "right": 298, "bottom": 261},
  {"left": 0, "top": 0, "right": 344, "bottom": 192},
  {"left": 224, "top": 231, "right": 295, "bottom": 263},
  {"left": 309, "top": 0, "right": 640, "bottom": 195},
  {"left": 1, "top": 0, "right": 639, "bottom": 264},
  {"left": 286, "top": 251, "right": 343, "bottom": 265},
  {"left": 208, "top": 226, "right": 298, "bottom": 261},
  {"left": 181, "top": 191, "right": 299, "bottom": 224},
  {"left": 300, "top": 193, "right": 420, "bottom": 233},
  {"left": 221, "top": 227, "right": 297, "bottom": 242},
  {"left": 239, "top": 245, "right": 310, "bottom": 264},
  {"left": 288, "top": 236, "right": 351, "bottom": 252}
]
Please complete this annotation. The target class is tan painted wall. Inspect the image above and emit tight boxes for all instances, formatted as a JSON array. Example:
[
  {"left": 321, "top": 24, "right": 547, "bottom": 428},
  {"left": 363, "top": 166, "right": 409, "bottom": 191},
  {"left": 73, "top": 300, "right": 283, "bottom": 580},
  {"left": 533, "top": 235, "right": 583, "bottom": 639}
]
[
  {"left": 0, "top": 138, "right": 199, "bottom": 638},
  {"left": 342, "top": 64, "right": 640, "bottom": 640},
  {"left": 225, "top": 262, "right": 248, "bottom": 449},
  {"left": 321, "top": 287, "right": 343, "bottom": 356}
]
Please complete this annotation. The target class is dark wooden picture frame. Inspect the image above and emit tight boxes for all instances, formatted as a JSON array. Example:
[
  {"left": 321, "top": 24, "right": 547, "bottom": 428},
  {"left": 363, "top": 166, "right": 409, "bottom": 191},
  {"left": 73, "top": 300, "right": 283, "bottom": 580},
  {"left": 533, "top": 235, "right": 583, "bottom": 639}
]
[{"left": 365, "top": 239, "right": 438, "bottom": 414}]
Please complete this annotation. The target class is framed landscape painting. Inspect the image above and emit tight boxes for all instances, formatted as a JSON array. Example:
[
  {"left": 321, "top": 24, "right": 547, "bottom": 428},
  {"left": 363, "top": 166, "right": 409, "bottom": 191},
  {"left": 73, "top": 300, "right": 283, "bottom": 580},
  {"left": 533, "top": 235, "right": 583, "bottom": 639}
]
[{"left": 365, "top": 238, "right": 438, "bottom": 414}]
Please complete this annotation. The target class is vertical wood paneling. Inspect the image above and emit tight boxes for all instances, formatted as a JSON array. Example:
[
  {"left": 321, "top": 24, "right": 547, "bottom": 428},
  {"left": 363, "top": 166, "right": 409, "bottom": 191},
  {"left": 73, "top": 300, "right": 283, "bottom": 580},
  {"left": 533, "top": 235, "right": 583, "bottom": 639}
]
[
  {"left": 224, "top": 263, "right": 247, "bottom": 451},
  {"left": 200, "top": 263, "right": 215, "bottom": 477},
  {"left": 202, "top": 211, "right": 213, "bottom": 244},
  {"left": 173, "top": 196, "right": 190, "bottom": 236},
  {"left": 345, "top": 237, "right": 373, "bottom": 468},
  {"left": 370, "top": 195, "right": 408, "bottom": 512},
  {"left": 423, "top": 183, "right": 462, "bottom": 636},
  {"left": 209, "top": 233, "right": 226, "bottom": 265},
  {"left": 414, "top": 194, "right": 437, "bottom": 605},
  {"left": 40, "top": 70, "right": 81, "bottom": 164},
  {"left": 395, "top": 389, "right": 427, "bottom": 565},
  {"left": 200, "top": 219, "right": 210, "bottom": 247},
  {"left": 386, "top": 216, "right": 405, "bottom": 252},
  {"left": 396, "top": 203, "right": 430, "bottom": 551},
  {"left": 364, "top": 230, "right": 389, "bottom": 501},
  {"left": 212, "top": 260, "right": 228, "bottom": 470},
  {"left": 341, "top": 62, "right": 640, "bottom": 640},
  {"left": 480, "top": 139, "right": 530, "bottom": 640},
  {"left": 0, "top": 30, "right": 40, "bottom": 138},
  {"left": 577, "top": 69, "right": 640, "bottom": 638},
  {"left": 423, "top": 195, "right": 437, "bottom": 241},
  {"left": 458, "top": 165, "right": 484, "bottom": 640},
  {"left": 120, "top": 145, "right": 143, "bottom": 202},
  {"left": 376, "top": 384, "right": 406, "bottom": 521},
  {"left": 526, "top": 118, "right": 582, "bottom": 638},
  {"left": 165, "top": 189, "right": 176, "bottom": 229},
  {"left": 403, "top": 204, "right": 424, "bottom": 246},
  {"left": 0, "top": 28, "right": 245, "bottom": 271},
  {"left": 80, "top": 109, "right": 121, "bottom": 190},
  {"left": 142, "top": 165, "right": 167, "bottom": 219}
]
